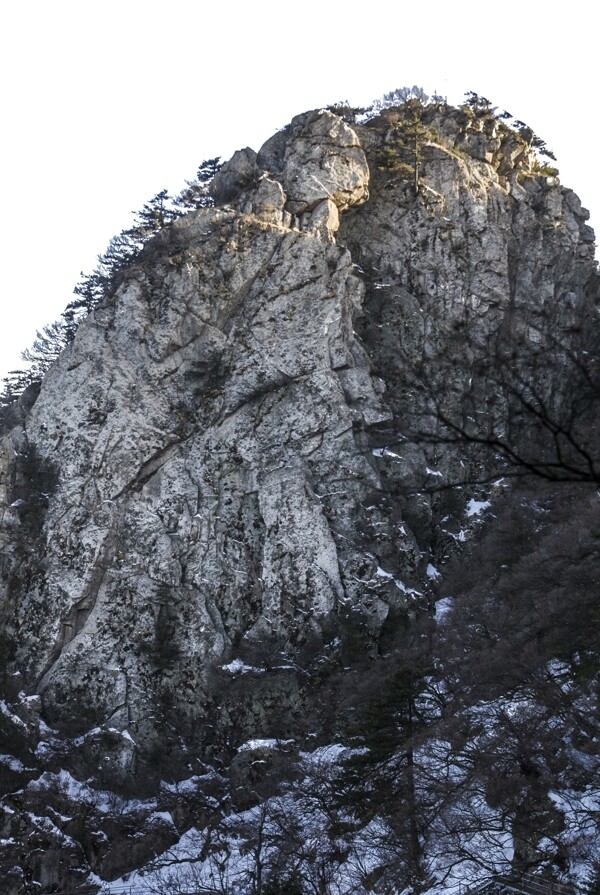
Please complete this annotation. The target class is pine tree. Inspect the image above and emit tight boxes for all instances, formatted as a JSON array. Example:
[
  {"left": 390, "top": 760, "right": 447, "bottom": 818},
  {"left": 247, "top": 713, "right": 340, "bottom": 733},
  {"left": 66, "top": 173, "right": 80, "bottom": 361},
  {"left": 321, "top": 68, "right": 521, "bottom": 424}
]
[
  {"left": 373, "top": 85, "right": 430, "bottom": 111},
  {"left": 61, "top": 231, "right": 140, "bottom": 338},
  {"left": 380, "top": 103, "right": 433, "bottom": 194},
  {"left": 0, "top": 369, "right": 39, "bottom": 408},
  {"left": 174, "top": 157, "right": 222, "bottom": 210},
  {"left": 124, "top": 189, "right": 182, "bottom": 245},
  {"left": 335, "top": 649, "right": 435, "bottom": 889},
  {"left": 19, "top": 320, "right": 72, "bottom": 381}
]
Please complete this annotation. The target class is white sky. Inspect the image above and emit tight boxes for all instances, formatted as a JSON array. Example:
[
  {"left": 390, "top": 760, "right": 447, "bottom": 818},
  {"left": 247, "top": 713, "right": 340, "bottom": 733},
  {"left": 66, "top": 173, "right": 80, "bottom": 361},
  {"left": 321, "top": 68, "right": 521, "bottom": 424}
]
[{"left": 1, "top": 1, "right": 598, "bottom": 382}]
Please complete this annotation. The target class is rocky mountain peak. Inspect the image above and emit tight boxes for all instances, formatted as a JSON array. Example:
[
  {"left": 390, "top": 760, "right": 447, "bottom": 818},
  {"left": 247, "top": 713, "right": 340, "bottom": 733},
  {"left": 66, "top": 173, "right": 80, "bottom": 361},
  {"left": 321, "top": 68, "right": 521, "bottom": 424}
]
[
  {"left": 211, "top": 108, "right": 370, "bottom": 238},
  {"left": 0, "top": 99, "right": 598, "bottom": 892}
]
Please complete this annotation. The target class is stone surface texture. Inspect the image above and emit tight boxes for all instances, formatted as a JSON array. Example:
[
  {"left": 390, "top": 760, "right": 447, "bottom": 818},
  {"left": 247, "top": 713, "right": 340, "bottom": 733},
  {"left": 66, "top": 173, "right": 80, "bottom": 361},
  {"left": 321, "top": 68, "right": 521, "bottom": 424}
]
[{"left": 0, "top": 101, "right": 598, "bottom": 888}]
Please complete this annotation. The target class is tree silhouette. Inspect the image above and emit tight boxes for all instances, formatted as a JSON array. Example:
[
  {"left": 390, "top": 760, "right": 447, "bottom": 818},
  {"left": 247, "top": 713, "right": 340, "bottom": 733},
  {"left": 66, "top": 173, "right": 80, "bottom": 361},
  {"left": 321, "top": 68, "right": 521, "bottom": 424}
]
[
  {"left": 20, "top": 320, "right": 72, "bottom": 380},
  {"left": 373, "top": 85, "right": 430, "bottom": 111},
  {"left": 421, "top": 328, "right": 600, "bottom": 486},
  {"left": 175, "top": 157, "right": 222, "bottom": 210}
]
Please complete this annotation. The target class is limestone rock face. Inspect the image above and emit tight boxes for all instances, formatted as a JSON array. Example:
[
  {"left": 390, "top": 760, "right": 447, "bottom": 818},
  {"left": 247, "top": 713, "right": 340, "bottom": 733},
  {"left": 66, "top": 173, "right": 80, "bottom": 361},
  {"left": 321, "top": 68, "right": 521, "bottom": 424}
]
[
  {"left": 0, "top": 108, "right": 398, "bottom": 752},
  {"left": 257, "top": 109, "right": 370, "bottom": 213},
  {"left": 336, "top": 104, "right": 598, "bottom": 543},
  {"left": 0, "top": 102, "right": 597, "bottom": 771}
]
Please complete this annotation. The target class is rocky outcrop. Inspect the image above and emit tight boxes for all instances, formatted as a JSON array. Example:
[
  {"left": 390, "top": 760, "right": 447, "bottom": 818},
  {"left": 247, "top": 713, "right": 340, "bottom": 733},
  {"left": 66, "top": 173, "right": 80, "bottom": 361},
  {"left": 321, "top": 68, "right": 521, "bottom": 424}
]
[
  {"left": 1, "top": 103, "right": 597, "bottom": 741},
  {"left": 338, "top": 102, "right": 598, "bottom": 545},
  {"left": 0, "top": 100, "right": 598, "bottom": 889},
  {"left": 0, "top": 108, "right": 409, "bottom": 755}
]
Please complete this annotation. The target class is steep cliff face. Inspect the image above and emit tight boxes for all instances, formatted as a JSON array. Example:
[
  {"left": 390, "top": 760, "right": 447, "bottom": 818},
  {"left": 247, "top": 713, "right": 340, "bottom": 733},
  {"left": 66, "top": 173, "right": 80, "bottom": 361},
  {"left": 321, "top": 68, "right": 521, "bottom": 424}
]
[
  {"left": 0, "top": 102, "right": 598, "bottom": 890},
  {"left": 2, "top": 111, "right": 402, "bottom": 748},
  {"left": 1, "top": 105, "right": 597, "bottom": 741},
  {"left": 339, "top": 102, "right": 597, "bottom": 545}
]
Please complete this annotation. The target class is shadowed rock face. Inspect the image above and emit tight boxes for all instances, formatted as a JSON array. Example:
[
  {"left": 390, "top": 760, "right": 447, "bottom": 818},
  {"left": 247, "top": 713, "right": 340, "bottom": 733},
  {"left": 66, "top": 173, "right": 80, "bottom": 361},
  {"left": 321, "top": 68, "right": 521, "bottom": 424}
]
[{"left": 0, "top": 104, "right": 596, "bottom": 757}]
